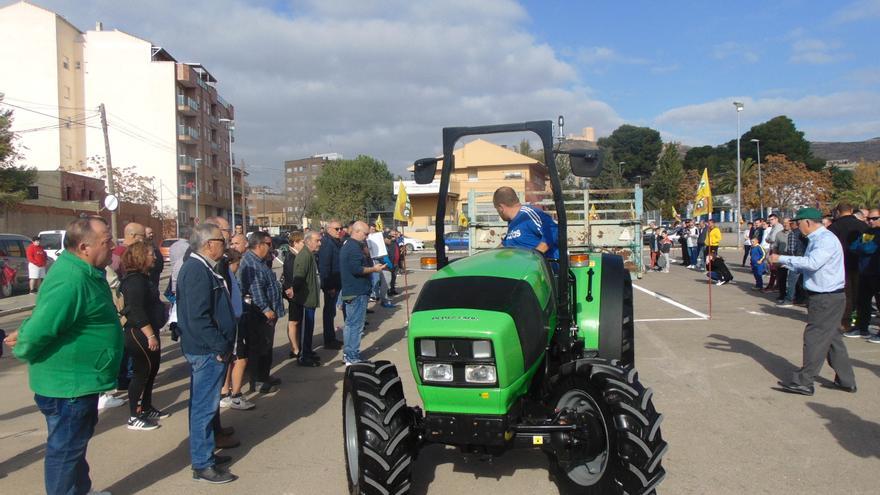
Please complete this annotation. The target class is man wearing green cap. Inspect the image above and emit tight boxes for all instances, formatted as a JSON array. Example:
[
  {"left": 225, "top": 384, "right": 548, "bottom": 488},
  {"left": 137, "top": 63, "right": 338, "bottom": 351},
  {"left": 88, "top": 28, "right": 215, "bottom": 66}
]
[{"left": 769, "top": 207, "right": 856, "bottom": 395}]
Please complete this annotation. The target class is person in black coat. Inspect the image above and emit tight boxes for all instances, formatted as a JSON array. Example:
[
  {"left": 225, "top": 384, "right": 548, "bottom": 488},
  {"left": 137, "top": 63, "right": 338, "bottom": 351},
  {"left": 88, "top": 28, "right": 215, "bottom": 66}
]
[
  {"left": 317, "top": 221, "right": 344, "bottom": 349},
  {"left": 120, "top": 242, "right": 169, "bottom": 430},
  {"left": 145, "top": 227, "right": 165, "bottom": 288},
  {"left": 829, "top": 203, "right": 868, "bottom": 331}
]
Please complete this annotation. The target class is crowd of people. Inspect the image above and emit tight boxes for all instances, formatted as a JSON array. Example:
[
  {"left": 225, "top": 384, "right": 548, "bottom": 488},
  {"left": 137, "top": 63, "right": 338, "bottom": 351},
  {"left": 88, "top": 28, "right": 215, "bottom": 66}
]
[{"left": 2, "top": 213, "right": 409, "bottom": 492}]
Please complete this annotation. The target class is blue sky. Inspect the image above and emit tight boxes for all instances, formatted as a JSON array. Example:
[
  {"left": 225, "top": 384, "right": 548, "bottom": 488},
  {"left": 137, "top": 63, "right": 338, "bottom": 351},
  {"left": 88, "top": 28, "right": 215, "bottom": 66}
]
[{"left": 9, "top": 0, "right": 880, "bottom": 184}]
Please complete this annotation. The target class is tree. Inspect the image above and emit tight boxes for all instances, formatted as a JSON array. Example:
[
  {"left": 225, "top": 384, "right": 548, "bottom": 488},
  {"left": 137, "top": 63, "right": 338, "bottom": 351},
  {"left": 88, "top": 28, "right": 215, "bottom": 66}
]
[
  {"left": 677, "top": 169, "right": 701, "bottom": 213},
  {"left": 683, "top": 144, "right": 733, "bottom": 177},
  {"left": 311, "top": 155, "right": 393, "bottom": 221},
  {"left": 0, "top": 96, "right": 37, "bottom": 211},
  {"left": 838, "top": 184, "right": 880, "bottom": 209},
  {"left": 597, "top": 125, "right": 662, "bottom": 182},
  {"left": 759, "top": 154, "right": 833, "bottom": 210},
  {"left": 86, "top": 155, "right": 161, "bottom": 217},
  {"left": 730, "top": 115, "right": 824, "bottom": 170},
  {"left": 648, "top": 143, "right": 685, "bottom": 217},
  {"left": 852, "top": 161, "right": 880, "bottom": 190}
]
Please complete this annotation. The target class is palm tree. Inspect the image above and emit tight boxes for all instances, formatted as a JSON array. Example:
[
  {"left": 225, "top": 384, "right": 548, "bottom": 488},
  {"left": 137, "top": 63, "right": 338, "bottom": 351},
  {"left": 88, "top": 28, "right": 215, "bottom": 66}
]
[{"left": 839, "top": 184, "right": 880, "bottom": 209}]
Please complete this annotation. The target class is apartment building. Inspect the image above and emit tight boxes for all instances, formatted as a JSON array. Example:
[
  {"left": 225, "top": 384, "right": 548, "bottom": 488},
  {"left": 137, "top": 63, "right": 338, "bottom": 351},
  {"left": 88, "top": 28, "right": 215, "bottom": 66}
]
[
  {"left": 283, "top": 152, "right": 340, "bottom": 225},
  {"left": 0, "top": 1, "right": 241, "bottom": 232}
]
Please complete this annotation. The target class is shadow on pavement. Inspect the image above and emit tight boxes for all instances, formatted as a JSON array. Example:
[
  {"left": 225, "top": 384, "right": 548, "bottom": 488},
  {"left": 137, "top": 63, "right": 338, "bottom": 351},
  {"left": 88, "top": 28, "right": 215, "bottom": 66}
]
[
  {"left": 104, "top": 342, "right": 339, "bottom": 494},
  {"left": 704, "top": 333, "right": 799, "bottom": 380},
  {"left": 410, "top": 444, "right": 557, "bottom": 495},
  {"left": 806, "top": 402, "right": 880, "bottom": 459}
]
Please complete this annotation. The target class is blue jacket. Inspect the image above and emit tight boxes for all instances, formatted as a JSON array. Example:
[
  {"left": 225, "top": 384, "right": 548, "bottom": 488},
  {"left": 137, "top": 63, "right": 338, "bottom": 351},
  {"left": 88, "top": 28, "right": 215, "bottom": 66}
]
[
  {"left": 340, "top": 238, "right": 372, "bottom": 297},
  {"left": 318, "top": 233, "right": 342, "bottom": 291},
  {"left": 850, "top": 227, "right": 880, "bottom": 275},
  {"left": 750, "top": 244, "right": 767, "bottom": 274},
  {"left": 176, "top": 253, "right": 237, "bottom": 356}
]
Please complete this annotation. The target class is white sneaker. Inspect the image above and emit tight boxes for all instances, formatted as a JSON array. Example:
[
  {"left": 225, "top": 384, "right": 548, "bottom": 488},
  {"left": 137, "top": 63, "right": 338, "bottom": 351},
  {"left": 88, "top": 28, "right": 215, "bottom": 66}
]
[
  {"left": 98, "top": 393, "right": 125, "bottom": 410},
  {"left": 715, "top": 280, "right": 724, "bottom": 286},
  {"left": 219, "top": 396, "right": 232, "bottom": 408},
  {"left": 229, "top": 396, "right": 255, "bottom": 410}
]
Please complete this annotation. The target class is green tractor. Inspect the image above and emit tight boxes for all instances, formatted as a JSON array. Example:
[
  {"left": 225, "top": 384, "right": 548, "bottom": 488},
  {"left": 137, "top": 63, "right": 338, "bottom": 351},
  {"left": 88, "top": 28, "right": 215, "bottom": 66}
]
[{"left": 342, "top": 121, "right": 666, "bottom": 494}]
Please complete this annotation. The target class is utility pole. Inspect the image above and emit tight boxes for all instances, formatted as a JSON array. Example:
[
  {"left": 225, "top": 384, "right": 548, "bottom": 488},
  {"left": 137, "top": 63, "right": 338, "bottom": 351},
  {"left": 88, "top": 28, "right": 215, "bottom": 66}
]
[
  {"left": 98, "top": 103, "right": 117, "bottom": 240},
  {"left": 240, "top": 160, "right": 247, "bottom": 230}
]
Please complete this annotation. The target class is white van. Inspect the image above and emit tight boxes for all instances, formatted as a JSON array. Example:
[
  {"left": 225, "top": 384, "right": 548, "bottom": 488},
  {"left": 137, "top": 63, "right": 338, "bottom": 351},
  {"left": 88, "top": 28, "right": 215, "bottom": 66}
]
[{"left": 38, "top": 230, "right": 66, "bottom": 261}]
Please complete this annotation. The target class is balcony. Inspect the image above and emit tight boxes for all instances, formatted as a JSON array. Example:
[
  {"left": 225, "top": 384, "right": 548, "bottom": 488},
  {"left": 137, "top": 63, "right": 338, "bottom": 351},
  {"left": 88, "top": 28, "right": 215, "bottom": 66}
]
[
  {"left": 176, "top": 64, "right": 197, "bottom": 87},
  {"left": 177, "top": 94, "right": 199, "bottom": 115},
  {"left": 178, "top": 185, "right": 195, "bottom": 200},
  {"left": 209, "top": 114, "right": 220, "bottom": 127},
  {"left": 211, "top": 141, "right": 221, "bottom": 152},
  {"left": 177, "top": 124, "right": 199, "bottom": 142},
  {"left": 178, "top": 155, "right": 198, "bottom": 172}
]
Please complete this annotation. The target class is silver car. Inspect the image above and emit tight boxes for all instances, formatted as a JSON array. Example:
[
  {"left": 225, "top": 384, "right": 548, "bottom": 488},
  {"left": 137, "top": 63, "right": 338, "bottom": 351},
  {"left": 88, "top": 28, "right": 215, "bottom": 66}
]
[{"left": 0, "top": 233, "right": 33, "bottom": 297}]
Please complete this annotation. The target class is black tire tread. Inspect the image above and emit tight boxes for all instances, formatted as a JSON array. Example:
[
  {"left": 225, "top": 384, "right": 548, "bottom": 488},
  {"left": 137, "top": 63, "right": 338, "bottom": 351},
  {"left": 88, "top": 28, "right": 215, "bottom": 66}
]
[
  {"left": 551, "top": 358, "right": 666, "bottom": 495},
  {"left": 343, "top": 360, "right": 414, "bottom": 495}
]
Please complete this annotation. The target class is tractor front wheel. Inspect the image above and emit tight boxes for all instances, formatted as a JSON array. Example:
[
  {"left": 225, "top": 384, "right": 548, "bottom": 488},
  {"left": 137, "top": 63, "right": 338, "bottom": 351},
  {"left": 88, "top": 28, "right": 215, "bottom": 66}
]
[
  {"left": 342, "top": 361, "right": 415, "bottom": 495},
  {"left": 548, "top": 358, "right": 666, "bottom": 494}
]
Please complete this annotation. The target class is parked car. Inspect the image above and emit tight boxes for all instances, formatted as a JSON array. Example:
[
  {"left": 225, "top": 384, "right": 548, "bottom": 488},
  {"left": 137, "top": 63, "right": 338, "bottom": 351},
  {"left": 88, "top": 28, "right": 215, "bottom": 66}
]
[
  {"left": 159, "top": 238, "right": 179, "bottom": 262},
  {"left": 444, "top": 231, "right": 470, "bottom": 251},
  {"left": 0, "top": 233, "right": 34, "bottom": 297},
  {"left": 400, "top": 236, "right": 424, "bottom": 255},
  {"left": 38, "top": 229, "right": 66, "bottom": 261}
]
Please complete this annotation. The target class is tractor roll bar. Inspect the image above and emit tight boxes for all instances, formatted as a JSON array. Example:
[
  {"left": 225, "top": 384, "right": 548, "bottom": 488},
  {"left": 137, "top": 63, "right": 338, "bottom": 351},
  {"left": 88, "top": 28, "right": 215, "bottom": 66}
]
[{"left": 433, "top": 120, "right": 570, "bottom": 331}]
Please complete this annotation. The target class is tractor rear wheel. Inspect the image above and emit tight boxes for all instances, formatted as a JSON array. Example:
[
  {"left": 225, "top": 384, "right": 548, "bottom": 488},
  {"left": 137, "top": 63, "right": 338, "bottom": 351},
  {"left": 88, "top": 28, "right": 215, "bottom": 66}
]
[
  {"left": 548, "top": 358, "right": 666, "bottom": 494},
  {"left": 342, "top": 361, "right": 415, "bottom": 495}
]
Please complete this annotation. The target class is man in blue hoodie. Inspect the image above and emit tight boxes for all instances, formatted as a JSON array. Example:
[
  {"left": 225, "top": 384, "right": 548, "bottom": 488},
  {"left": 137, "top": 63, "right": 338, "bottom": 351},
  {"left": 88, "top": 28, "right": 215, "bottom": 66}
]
[
  {"left": 177, "top": 223, "right": 238, "bottom": 484},
  {"left": 318, "top": 220, "right": 344, "bottom": 349}
]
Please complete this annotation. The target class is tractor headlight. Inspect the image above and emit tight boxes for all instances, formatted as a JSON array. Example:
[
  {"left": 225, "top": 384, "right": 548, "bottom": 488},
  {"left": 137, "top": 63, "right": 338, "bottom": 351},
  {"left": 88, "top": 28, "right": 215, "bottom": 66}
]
[
  {"left": 472, "top": 340, "right": 492, "bottom": 359},
  {"left": 422, "top": 363, "right": 453, "bottom": 382},
  {"left": 464, "top": 364, "right": 497, "bottom": 384},
  {"left": 420, "top": 339, "right": 437, "bottom": 357}
]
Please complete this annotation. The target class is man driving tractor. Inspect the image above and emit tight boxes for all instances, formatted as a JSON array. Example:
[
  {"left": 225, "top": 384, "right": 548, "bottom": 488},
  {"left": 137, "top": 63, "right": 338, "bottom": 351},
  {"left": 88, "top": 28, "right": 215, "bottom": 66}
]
[{"left": 493, "top": 186, "right": 559, "bottom": 259}]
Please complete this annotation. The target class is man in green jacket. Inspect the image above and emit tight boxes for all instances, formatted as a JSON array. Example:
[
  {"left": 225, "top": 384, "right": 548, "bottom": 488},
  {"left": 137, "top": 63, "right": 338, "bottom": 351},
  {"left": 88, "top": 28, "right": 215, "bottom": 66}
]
[
  {"left": 292, "top": 230, "right": 322, "bottom": 367},
  {"left": 7, "top": 216, "right": 121, "bottom": 495}
]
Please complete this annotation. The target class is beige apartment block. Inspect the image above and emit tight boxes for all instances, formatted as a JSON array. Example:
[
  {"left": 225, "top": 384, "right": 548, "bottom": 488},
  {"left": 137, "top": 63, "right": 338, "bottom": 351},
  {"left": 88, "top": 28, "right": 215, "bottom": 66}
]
[
  {"left": 0, "top": 1, "right": 239, "bottom": 232},
  {"left": 283, "top": 153, "right": 341, "bottom": 225}
]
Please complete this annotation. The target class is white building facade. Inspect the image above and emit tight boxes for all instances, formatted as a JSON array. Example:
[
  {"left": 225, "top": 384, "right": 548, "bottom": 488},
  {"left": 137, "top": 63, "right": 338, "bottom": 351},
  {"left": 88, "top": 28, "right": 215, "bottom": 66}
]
[{"left": 0, "top": 1, "right": 238, "bottom": 230}]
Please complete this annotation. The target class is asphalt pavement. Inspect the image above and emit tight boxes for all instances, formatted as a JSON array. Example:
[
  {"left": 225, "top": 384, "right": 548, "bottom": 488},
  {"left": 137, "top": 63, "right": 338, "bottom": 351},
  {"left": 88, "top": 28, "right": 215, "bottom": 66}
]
[{"left": 1, "top": 249, "right": 878, "bottom": 494}]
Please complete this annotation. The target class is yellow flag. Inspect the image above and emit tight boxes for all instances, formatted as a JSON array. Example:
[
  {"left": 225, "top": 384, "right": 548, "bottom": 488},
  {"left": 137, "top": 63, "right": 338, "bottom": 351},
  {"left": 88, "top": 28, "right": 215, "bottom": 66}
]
[
  {"left": 393, "top": 180, "right": 412, "bottom": 223},
  {"left": 672, "top": 205, "right": 681, "bottom": 221},
  {"left": 375, "top": 215, "right": 384, "bottom": 231},
  {"left": 693, "top": 168, "right": 712, "bottom": 218},
  {"left": 458, "top": 210, "right": 469, "bottom": 228},
  {"left": 589, "top": 204, "right": 599, "bottom": 220}
]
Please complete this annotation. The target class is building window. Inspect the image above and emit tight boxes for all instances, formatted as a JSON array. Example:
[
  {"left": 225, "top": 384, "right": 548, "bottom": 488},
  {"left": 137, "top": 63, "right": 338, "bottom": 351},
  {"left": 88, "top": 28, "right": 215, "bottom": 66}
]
[
  {"left": 287, "top": 168, "right": 292, "bottom": 173},
  {"left": 27, "top": 186, "right": 38, "bottom": 199},
  {"left": 75, "top": 61, "right": 81, "bottom": 70},
  {"left": 64, "top": 86, "right": 70, "bottom": 99},
  {"left": 65, "top": 145, "right": 72, "bottom": 159},
  {"left": 65, "top": 186, "right": 71, "bottom": 200},
  {"left": 62, "top": 56, "right": 69, "bottom": 69},
  {"left": 468, "top": 169, "right": 478, "bottom": 181}
]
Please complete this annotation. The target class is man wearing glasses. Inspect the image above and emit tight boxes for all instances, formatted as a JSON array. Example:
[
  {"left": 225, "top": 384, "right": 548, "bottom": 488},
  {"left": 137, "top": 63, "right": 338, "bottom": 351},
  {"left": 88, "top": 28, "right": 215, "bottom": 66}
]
[
  {"left": 770, "top": 207, "right": 857, "bottom": 396},
  {"left": 177, "top": 222, "right": 238, "bottom": 483},
  {"left": 318, "top": 220, "right": 345, "bottom": 350},
  {"left": 239, "top": 231, "right": 286, "bottom": 393}
]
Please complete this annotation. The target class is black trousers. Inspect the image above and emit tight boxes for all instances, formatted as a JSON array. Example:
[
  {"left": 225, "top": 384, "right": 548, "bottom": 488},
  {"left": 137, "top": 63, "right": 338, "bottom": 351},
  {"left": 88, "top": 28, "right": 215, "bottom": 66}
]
[
  {"left": 778, "top": 267, "right": 788, "bottom": 301},
  {"left": 842, "top": 268, "right": 860, "bottom": 330},
  {"left": 322, "top": 290, "right": 340, "bottom": 344},
  {"left": 855, "top": 274, "right": 879, "bottom": 332},
  {"left": 244, "top": 310, "right": 275, "bottom": 383},
  {"left": 124, "top": 327, "right": 161, "bottom": 417},
  {"left": 680, "top": 241, "right": 690, "bottom": 265}
]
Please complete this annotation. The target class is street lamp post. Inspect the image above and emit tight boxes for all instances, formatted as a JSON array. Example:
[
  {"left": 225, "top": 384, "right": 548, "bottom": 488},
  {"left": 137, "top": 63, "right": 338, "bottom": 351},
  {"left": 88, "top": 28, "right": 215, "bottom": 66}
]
[
  {"left": 219, "top": 118, "right": 235, "bottom": 227},
  {"left": 734, "top": 101, "right": 744, "bottom": 242},
  {"left": 750, "top": 138, "right": 763, "bottom": 216}
]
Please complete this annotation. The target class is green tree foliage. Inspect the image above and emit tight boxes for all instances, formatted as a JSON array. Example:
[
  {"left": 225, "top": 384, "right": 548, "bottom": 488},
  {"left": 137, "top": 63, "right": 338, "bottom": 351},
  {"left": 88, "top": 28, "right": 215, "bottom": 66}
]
[
  {"left": 311, "top": 155, "right": 393, "bottom": 221},
  {"left": 0, "top": 97, "right": 38, "bottom": 211},
  {"left": 682, "top": 144, "right": 732, "bottom": 177},
  {"left": 829, "top": 166, "right": 854, "bottom": 193},
  {"left": 597, "top": 124, "right": 662, "bottom": 182},
  {"left": 733, "top": 116, "right": 822, "bottom": 169},
  {"left": 648, "top": 143, "right": 685, "bottom": 216}
]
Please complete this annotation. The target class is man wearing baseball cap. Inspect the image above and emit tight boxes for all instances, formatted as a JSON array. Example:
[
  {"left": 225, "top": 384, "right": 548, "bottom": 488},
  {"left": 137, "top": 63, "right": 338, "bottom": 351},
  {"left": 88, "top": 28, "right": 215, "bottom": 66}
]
[{"left": 769, "top": 207, "right": 857, "bottom": 395}]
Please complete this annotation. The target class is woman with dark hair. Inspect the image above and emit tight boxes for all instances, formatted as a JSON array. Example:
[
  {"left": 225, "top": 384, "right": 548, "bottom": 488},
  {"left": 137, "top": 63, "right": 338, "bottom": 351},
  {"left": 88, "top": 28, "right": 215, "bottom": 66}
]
[{"left": 120, "top": 241, "right": 169, "bottom": 430}]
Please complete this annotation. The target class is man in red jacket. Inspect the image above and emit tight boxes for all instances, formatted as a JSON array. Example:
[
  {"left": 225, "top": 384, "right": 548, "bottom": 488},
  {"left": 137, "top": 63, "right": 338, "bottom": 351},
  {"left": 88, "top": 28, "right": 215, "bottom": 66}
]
[{"left": 25, "top": 236, "right": 48, "bottom": 293}]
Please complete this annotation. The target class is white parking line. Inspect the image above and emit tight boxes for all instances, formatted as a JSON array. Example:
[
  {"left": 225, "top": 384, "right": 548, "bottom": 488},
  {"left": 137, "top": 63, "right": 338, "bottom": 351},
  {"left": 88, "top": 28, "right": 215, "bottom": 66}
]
[
  {"left": 632, "top": 284, "right": 710, "bottom": 320},
  {"left": 634, "top": 317, "right": 707, "bottom": 322}
]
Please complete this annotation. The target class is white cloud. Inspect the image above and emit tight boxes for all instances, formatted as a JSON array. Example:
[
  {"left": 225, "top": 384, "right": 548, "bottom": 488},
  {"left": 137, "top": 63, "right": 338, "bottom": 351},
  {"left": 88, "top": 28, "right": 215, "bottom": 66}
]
[
  {"left": 29, "top": 0, "right": 623, "bottom": 184},
  {"left": 573, "top": 45, "right": 649, "bottom": 67},
  {"left": 831, "top": 0, "right": 880, "bottom": 24},
  {"left": 789, "top": 38, "right": 846, "bottom": 64},
  {"left": 712, "top": 41, "right": 759, "bottom": 63},
  {"left": 653, "top": 92, "right": 880, "bottom": 145}
]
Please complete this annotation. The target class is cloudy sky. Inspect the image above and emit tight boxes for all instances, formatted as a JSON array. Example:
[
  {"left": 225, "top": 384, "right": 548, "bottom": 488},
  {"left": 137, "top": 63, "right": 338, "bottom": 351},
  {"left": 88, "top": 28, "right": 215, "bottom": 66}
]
[{"left": 18, "top": 0, "right": 880, "bottom": 185}]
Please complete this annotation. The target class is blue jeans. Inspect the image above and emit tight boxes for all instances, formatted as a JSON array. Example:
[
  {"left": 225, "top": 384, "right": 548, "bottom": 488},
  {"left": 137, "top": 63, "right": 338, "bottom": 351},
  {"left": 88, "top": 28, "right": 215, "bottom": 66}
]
[
  {"left": 785, "top": 269, "right": 800, "bottom": 302},
  {"left": 322, "top": 290, "right": 339, "bottom": 344},
  {"left": 300, "top": 307, "right": 316, "bottom": 361},
  {"left": 184, "top": 353, "right": 227, "bottom": 470},
  {"left": 343, "top": 294, "right": 369, "bottom": 363},
  {"left": 688, "top": 247, "right": 698, "bottom": 266},
  {"left": 34, "top": 393, "right": 99, "bottom": 495}
]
